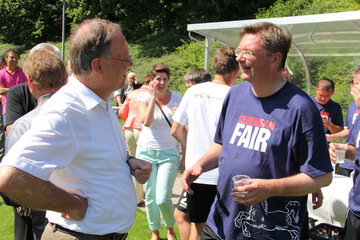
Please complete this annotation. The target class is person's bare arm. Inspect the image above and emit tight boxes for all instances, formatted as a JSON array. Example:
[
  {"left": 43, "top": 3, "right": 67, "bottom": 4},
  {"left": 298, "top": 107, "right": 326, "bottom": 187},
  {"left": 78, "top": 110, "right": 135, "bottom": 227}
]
[
  {"left": 5, "top": 124, "right": 12, "bottom": 135},
  {"left": 0, "top": 166, "right": 88, "bottom": 220},
  {"left": 326, "top": 128, "right": 349, "bottom": 142},
  {"left": 171, "top": 121, "right": 187, "bottom": 172},
  {"left": 138, "top": 82, "right": 157, "bottom": 127},
  {"left": 115, "top": 95, "right": 122, "bottom": 108},
  {"left": 231, "top": 172, "right": 332, "bottom": 206},
  {"left": 0, "top": 84, "right": 9, "bottom": 95},
  {"left": 182, "top": 142, "right": 221, "bottom": 194},
  {"left": 324, "top": 120, "right": 344, "bottom": 134}
]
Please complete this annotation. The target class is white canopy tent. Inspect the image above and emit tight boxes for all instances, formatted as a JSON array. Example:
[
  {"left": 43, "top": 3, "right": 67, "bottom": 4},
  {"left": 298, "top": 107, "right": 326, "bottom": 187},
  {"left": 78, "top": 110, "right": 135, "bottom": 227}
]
[{"left": 187, "top": 11, "right": 360, "bottom": 94}]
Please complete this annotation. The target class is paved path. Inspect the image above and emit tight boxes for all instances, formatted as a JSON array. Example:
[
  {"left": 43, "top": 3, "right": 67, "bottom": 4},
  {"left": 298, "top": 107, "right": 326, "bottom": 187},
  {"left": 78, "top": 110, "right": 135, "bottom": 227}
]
[{"left": 137, "top": 173, "right": 183, "bottom": 211}]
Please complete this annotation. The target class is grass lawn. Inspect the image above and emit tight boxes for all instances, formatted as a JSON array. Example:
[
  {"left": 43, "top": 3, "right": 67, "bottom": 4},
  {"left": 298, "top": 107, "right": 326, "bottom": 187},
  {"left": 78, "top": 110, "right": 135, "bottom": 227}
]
[
  {"left": 0, "top": 203, "right": 179, "bottom": 240},
  {"left": 0, "top": 202, "right": 14, "bottom": 240}
]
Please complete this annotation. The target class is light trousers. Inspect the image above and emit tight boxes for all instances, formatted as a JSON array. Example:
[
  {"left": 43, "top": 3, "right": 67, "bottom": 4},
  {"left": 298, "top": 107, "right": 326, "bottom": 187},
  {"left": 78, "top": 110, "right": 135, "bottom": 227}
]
[
  {"left": 124, "top": 128, "right": 143, "bottom": 204},
  {"left": 136, "top": 145, "right": 180, "bottom": 230}
]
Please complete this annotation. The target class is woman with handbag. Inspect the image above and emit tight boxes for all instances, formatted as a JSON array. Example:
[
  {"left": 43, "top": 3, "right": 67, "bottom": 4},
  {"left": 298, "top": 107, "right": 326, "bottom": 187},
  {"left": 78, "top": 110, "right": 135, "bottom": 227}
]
[{"left": 136, "top": 63, "right": 182, "bottom": 240}]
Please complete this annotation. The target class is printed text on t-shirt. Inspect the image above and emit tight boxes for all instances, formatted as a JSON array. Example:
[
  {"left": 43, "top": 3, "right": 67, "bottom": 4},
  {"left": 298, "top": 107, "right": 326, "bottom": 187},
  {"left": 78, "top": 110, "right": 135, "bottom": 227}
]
[{"left": 229, "top": 115, "right": 276, "bottom": 153}]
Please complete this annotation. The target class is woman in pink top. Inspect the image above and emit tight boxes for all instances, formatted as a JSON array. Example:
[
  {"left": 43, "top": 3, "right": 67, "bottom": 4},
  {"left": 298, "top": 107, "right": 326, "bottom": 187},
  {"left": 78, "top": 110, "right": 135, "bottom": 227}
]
[{"left": 119, "top": 75, "right": 150, "bottom": 205}]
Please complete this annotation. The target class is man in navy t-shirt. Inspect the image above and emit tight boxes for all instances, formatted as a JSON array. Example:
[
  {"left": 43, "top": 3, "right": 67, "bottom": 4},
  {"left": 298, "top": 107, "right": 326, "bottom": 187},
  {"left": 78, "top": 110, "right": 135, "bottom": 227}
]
[
  {"left": 312, "top": 78, "right": 344, "bottom": 135},
  {"left": 327, "top": 66, "right": 360, "bottom": 176},
  {"left": 330, "top": 69, "right": 360, "bottom": 239},
  {"left": 182, "top": 22, "right": 333, "bottom": 240}
]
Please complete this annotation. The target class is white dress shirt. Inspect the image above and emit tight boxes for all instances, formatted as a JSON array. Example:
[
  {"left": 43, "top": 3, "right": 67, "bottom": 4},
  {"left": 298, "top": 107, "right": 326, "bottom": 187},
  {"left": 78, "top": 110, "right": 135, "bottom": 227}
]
[{"left": 1, "top": 76, "right": 136, "bottom": 234}]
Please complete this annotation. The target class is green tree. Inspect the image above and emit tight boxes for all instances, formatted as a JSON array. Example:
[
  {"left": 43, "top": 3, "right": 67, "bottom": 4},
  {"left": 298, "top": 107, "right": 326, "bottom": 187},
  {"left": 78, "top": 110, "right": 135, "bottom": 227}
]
[
  {"left": 0, "top": 0, "right": 66, "bottom": 47},
  {"left": 256, "top": 0, "right": 360, "bottom": 18},
  {"left": 256, "top": 0, "right": 360, "bottom": 117}
]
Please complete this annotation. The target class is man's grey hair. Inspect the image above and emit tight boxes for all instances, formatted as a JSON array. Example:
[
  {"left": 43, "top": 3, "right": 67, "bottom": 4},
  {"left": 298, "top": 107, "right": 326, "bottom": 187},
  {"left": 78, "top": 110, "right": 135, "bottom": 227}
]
[
  {"left": 29, "top": 43, "right": 62, "bottom": 59},
  {"left": 68, "top": 19, "right": 122, "bottom": 76}
]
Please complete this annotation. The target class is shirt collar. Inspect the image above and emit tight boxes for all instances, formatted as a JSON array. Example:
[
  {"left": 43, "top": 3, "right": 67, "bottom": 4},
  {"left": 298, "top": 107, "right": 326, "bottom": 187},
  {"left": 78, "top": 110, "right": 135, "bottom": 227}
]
[{"left": 69, "top": 75, "right": 108, "bottom": 111}]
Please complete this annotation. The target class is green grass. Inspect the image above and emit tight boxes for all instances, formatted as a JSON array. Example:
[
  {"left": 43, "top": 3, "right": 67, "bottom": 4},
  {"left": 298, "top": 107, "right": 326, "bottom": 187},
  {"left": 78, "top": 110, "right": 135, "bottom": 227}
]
[
  {"left": 0, "top": 203, "right": 179, "bottom": 240},
  {"left": 0, "top": 202, "right": 14, "bottom": 239}
]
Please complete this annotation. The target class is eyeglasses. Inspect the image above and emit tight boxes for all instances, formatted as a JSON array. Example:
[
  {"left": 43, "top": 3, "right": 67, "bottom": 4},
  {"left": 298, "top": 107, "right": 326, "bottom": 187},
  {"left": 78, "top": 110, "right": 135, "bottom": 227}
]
[
  {"left": 235, "top": 49, "right": 255, "bottom": 58},
  {"left": 103, "top": 55, "right": 132, "bottom": 63}
]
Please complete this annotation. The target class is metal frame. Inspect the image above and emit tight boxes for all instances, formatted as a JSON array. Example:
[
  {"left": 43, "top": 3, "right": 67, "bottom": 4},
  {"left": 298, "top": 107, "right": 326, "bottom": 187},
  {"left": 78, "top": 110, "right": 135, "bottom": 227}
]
[{"left": 187, "top": 11, "right": 360, "bottom": 95}]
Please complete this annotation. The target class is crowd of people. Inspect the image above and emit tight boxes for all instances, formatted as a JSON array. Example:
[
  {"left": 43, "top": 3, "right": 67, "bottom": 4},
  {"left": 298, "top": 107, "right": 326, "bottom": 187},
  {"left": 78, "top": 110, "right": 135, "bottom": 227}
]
[{"left": 0, "top": 18, "right": 359, "bottom": 240}]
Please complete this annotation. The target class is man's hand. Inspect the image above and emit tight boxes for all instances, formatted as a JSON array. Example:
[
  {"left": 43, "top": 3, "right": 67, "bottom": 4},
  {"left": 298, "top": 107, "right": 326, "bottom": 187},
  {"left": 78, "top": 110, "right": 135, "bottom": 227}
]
[
  {"left": 128, "top": 157, "right": 152, "bottom": 184},
  {"left": 322, "top": 115, "right": 330, "bottom": 127},
  {"left": 231, "top": 179, "right": 275, "bottom": 206},
  {"left": 61, "top": 194, "right": 88, "bottom": 221},
  {"left": 311, "top": 189, "right": 323, "bottom": 210},
  {"left": 329, "top": 143, "right": 350, "bottom": 164},
  {"left": 181, "top": 165, "right": 202, "bottom": 195}
]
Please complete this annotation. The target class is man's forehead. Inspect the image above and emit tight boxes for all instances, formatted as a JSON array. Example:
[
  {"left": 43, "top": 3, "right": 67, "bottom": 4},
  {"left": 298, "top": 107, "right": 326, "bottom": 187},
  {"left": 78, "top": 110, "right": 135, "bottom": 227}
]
[
  {"left": 239, "top": 33, "right": 263, "bottom": 48},
  {"left": 317, "top": 87, "right": 333, "bottom": 94}
]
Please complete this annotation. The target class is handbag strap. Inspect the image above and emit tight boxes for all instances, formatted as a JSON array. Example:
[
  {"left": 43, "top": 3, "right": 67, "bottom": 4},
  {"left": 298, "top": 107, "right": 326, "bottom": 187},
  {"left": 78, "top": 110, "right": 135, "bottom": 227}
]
[{"left": 155, "top": 101, "right": 172, "bottom": 127}]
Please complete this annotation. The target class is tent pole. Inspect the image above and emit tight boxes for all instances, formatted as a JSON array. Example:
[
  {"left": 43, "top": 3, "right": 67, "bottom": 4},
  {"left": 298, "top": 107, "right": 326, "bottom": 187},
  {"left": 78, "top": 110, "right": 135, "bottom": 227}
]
[
  {"left": 188, "top": 32, "right": 210, "bottom": 70},
  {"left": 292, "top": 43, "right": 311, "bottom": 95}
]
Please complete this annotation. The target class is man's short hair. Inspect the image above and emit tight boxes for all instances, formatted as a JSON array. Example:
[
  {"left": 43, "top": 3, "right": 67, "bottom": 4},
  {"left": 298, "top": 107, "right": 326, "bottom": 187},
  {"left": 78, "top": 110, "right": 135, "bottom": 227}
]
[
  {"left": 4, "top": 48, "right": 20, "bottom": 59},
  {"left": 212, "top": 46, "right": 239, "bottom": 75},
  {"left": 68, "top": 19, "right": 122, "bottom": 76},
  {"left": 318, "top": 78, "right": 335, "bottom": 92},
  {"left": 353, "top": 64, "right": 360, "bottom": 77},
  {"left": 183, "top": 69, "right": 211, "bottom": 84},
  {"left": 150, "top": 63, "right": 170, "bottom": 80},
  {"left": 240, "top": 22, "right": 292, "bottom": 70},
  {"left": 29, "top": 43, "right": 62, "bottom": 59},
  {"left": 23, "top": 49, "right": 67, "bottom": 90}
]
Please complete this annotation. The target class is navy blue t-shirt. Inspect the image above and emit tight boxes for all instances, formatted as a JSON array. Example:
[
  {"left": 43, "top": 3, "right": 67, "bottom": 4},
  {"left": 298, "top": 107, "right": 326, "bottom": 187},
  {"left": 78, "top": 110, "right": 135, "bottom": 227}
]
[
  {"left": 341, "top": 101, "right": 360, "bottom": 170},
  {"left": 207, "top": 81, "right": 333, "bottom": 240},
  {"left": 346, "top": 116, "right": 360, "bottom": 218},
  {"left": 311, "top": 96, "right": 343, "bottom": 134}
]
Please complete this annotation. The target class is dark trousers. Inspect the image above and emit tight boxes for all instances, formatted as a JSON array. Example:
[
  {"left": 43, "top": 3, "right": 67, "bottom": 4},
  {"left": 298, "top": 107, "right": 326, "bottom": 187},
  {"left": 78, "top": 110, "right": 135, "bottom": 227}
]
[
  {"left": 13, "top": 207, "right": 48, "bottom": 240},
  {"left": 344, "top": 210, "right": 360, "bottom": 240}
]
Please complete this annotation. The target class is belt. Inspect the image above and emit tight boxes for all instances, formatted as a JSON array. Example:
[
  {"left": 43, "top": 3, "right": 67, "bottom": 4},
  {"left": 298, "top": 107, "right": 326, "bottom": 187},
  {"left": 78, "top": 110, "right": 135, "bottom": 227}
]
[{"left": 50, "top": 223, "right": 128, "bottom": 240}]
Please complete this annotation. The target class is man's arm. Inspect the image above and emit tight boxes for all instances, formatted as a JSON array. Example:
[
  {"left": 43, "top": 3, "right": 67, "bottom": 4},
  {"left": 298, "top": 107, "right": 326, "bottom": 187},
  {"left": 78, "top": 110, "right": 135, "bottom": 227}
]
[
  {"left": 0, "top": 85, "right": 9, "bottom": 96},
  {"left": 231, "top": 172, "right": 332, "bottom": 206},
  {"left": 171, "top": 121, "right": 187, "bottom": 172},
  {"left": 326, "top": 128, "right": 349, "bottom": 142},
  {"left": 0, "top": 165, "right": 88, "bottom": 220},
  {"left": 324, "top": 121, "right": 344, "bottom": 134},
  {"left": 182, "top": 142, "right": 221, "bottom": 194},
  {"left": 116, "top": 95, "right": 122, "bottom": 108}
]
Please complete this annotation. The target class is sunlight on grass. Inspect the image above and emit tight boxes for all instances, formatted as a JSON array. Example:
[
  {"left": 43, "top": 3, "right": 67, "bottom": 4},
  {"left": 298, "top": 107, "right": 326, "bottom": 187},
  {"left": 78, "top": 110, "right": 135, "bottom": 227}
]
[
  {"left": 0, "top": 203, "right": 14, "bottom": 240},
  {"left": 0, "top": 204, "right": 178, "bottom": 240}
]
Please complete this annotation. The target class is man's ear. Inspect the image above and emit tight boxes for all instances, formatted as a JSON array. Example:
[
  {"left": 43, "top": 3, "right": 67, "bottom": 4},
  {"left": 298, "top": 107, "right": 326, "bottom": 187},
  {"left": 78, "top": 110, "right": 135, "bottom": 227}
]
[
  {"left": 91, "top": 58, "right": 103, "bottom": 76},
  {"left": 271, "top": 52, "right": 282, "bottom": 69},
  {"left": 27, "top": 77, "right": 33, "bottom": 90}
]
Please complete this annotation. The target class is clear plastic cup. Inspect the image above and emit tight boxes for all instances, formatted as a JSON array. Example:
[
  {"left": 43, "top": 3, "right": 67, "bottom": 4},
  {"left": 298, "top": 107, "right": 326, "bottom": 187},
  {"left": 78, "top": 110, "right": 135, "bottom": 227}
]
[
  {"left": 232, "top": 175, "right": 251, "bottom": 188},
  {"left": 335, "top": 148, "right": 345, "bottom": 164}
]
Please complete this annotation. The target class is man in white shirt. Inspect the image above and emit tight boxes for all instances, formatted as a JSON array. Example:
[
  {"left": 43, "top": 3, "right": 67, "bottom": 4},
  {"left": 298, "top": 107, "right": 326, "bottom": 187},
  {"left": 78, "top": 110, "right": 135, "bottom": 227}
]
[
  {"left": 171, "top": 46, "right": 239, "bottom": 240},
  {"left": 0, "top": 18, "right": 152, "bottom": 240}
]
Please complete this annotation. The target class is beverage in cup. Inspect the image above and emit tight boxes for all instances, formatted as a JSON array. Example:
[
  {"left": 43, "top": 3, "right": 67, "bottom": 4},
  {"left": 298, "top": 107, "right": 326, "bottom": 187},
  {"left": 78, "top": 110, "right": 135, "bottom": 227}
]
[
  {"left": 335, "top": 148, "right": 345, "bottom": 164},
  {"left": 232, "top": 175, "right": 251, "bottom": 189}
]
